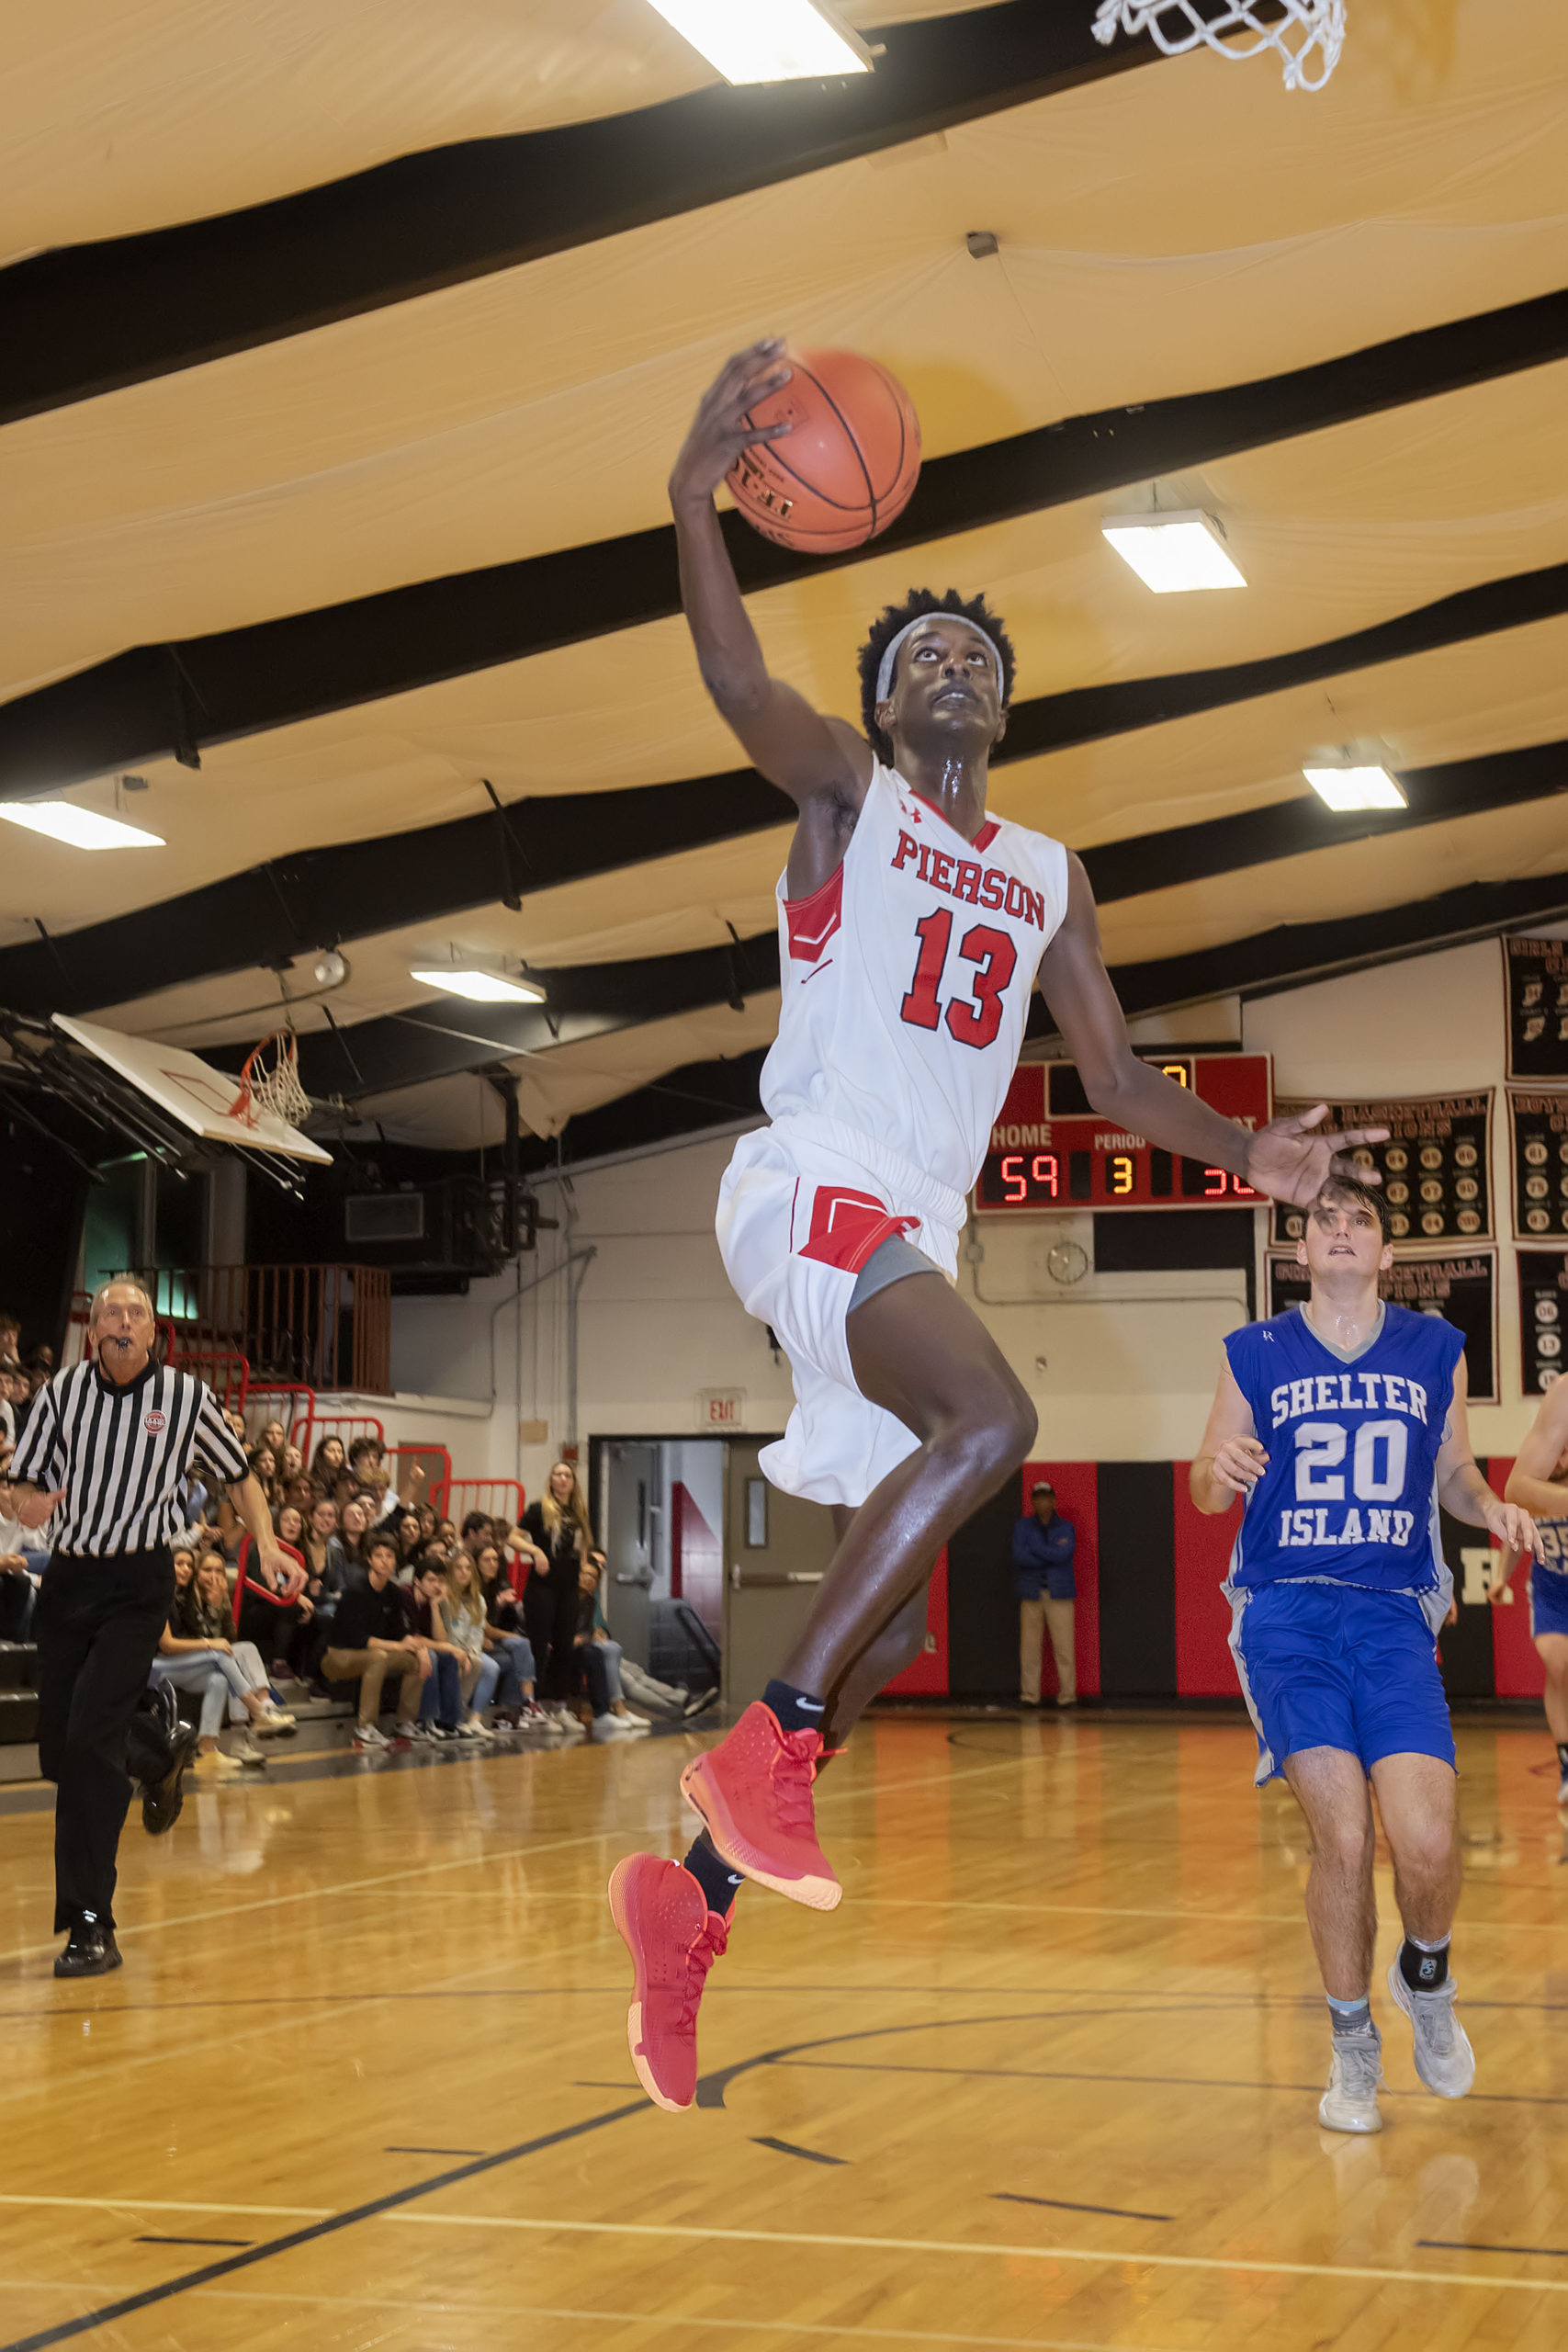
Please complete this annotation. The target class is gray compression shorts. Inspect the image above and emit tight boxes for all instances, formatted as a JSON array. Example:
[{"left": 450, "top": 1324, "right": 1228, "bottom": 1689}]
[{"left": 847, "top": 1231, "right": 942, "bottom": 1313}]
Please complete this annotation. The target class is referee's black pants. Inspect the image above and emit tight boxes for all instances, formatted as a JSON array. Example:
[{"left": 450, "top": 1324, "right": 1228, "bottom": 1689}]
[{"left": 34, "top": 1548, "right": 175, "bottom": 1933}]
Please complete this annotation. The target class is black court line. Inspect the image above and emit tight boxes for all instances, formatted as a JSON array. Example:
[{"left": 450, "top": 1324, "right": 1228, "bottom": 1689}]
[
  {"left": 383, "top": 2144, "right": 486, "bottom": 2157},
  {"left": 0, "top": 2097, "right": 648, "bottom": 2352},
  {"left": 994, "top": 2190, "right": 1171, "bottom": 2223},
  {"left": 1419, "top": 2238, "right": 1568, "bottom": 2260},
  {"left": 751, "top": 2136, "right": 847, "bottom": 2166},
  {"left": 134, "top": 2236, "right": 254, "bottom": 2249}
]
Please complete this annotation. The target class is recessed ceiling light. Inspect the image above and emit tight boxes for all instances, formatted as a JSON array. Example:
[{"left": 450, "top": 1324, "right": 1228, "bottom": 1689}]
[
  {"left": 644, "top": 0, "right": 873, "bottom": 85},
  {"left": 410, "top": 967, "right": 544, "bottom": 1005},
  {"left": 1101, "top": 510, "right": 1247, "bottom": 593},
  {"left": 0, "top": 801, "right": 164, "bottom": 850},
  {"left": 1303, "top": 765, "right": 1407, "bottom": 812}
]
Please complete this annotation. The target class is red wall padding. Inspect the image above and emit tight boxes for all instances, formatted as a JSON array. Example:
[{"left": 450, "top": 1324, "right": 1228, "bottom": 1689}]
[
  {"left": 1484, "top": 1457, "right": 1546, "bottom": 1699},
  {"left": 1021, "top": 1459, "right": 1100, "bottom": 1699},
  {"left": 1171, "top": 1464, "right": 1241, "bottom": 1697},
  {"left": 884, "top": 1549, "right": 951, "bottom": 1695}
]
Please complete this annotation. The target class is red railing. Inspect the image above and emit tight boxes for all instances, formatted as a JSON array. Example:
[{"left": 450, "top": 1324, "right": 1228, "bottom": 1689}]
[
  {"left": 169, "top": 1346, "right": 252, "bottom": 1412},
  {"left": 389, "top": 1442, "right": 452, "bottom": 1508},
  {"left": 134, "top": 1263, "right": 391, "bottom": 1394},
  {"left": 437, "top": 1478, "right": 526, "bottom": 1532},
  {"left": 245, "top": 1383, "right": 316, "bottom": 1449}
]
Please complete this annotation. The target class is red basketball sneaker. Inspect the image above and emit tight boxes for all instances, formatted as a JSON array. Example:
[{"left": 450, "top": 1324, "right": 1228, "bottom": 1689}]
[
  {"left": 679, "top": 1701, "right": 840, "bottom": 1910},
  {"left": 608, "top": 1853, "right": 729, "bottom": 2112}
]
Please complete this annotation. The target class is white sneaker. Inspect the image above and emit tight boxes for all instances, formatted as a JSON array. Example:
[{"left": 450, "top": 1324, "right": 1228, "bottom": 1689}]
[
  {"left": 1386, "top": 1960, "right": 1475, "bottom": 2098},
  {"left": 194, "top": 1747, "right": 245, "bottom": 1780},
  {"left": 456, "top": 1720, "right": 491, "bottom": 1742},
  {"left": 232, "top": 1732, "right": 268, "bottom": 1769},
  {"left": 616, "top": 1708, "right": 652, "bottom": 1728},
  {"left": 1318, "top": 2023, "right": 1383, "bottom": 2134},
  {"left": 354, "top": 1723, "right": 390, "bottom": 1751},
  {"left": 589, "top": 1713, "right": 638, "bottom": 1743},
  {"left": 254, "top": 1708, "right": 297, "bottom": 1736}
]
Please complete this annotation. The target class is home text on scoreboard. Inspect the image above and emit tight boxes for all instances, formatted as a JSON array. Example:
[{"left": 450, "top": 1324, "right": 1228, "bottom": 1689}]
[{"left": 976, "top": 1054, "right": 1274, "bottom": 1214}]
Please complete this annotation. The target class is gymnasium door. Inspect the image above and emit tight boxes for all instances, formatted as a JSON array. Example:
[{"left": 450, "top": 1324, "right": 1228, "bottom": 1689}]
[
  {"left": 722, "top": 1440, "right": 838, "bottom": 1708},
  {"left": 602, "top": 1441, "right": 658, "bottom": 1667}
]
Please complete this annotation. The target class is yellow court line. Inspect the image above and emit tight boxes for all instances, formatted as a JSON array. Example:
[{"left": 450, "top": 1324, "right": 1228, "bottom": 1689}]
[
  {"left": 0, "top": 2194, "right": 330, "bottom": 2219},
  {"left": 0, "top": 2282, "right": 1193, "bottom": 2352},
  {"left": 390, "top": 2210, "right": 1568, "bottom": 2297}
]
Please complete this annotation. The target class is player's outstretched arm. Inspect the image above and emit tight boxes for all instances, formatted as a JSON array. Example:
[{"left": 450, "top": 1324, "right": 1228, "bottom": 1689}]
[
  {"left": 1437, "top": 1354, "right": 1544, "bottom": 1560},
  {"left": 1037, "top": 855, "right": 1388, "bottom": 1207},
  {"left": 1190, "top": 1362, "right": 1268, "bottom": 1515},
  {"left": 670, "top": 341, "right": 873, "bottom": 827},
  {"left": 1503, "top": 1377, "right": 1568, "bottom": 1521}
]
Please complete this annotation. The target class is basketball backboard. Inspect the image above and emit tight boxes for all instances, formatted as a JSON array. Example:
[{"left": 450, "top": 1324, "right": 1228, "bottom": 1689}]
[{"left": 52, "top": 1014, "right": 332, "bottom": 1165}]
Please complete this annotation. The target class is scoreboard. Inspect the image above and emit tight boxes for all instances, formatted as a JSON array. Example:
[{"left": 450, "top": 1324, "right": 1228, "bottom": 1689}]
[{"left": 976, "top": 1054, "right": 1273, "bottom": 1214}]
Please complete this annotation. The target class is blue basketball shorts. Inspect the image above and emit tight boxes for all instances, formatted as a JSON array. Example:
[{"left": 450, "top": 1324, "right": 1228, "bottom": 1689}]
[
  {"left": 1226, "top": 1577, "right": 1455, "bottom": 1788},
  {"left": 1529, "top": 1570, "right": 1568, "bottom": 1643}
]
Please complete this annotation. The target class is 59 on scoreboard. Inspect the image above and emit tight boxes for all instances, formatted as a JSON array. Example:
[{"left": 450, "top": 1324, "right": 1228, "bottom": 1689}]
[{"left": 976, "top": 1055, "right": 1273, "bottom": 1214}]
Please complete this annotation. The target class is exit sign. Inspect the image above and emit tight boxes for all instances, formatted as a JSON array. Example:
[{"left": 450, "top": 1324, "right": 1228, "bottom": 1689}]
[
  {"left": 697, "top": 1387, "right": 746, "bottom": 1431},
  {"left": 976, "top": 1054, "right": 1273, "bottom": 1214}
]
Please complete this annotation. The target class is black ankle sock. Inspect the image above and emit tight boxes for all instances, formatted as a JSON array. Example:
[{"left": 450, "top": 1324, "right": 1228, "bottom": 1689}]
[
  {"left": 763, "top": 1678, "right": 826, "bottom": 1736},
  {"left": 1557, "top": 1742, "right": 1568, "bottom": 1774},
  {"left": 1398, "top": 1933, "right": 1450, "bottom": 1993},
  {"left": 682, "top": 1832, "right": 744, "bottom": 1918}
]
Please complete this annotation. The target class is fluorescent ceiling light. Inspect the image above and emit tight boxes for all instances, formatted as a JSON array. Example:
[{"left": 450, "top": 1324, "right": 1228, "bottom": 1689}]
[
  {"left": 0, "top": 801, "right": 164, "bottom": 850},
  {"left": 1303, "top": 766, "right": 1407, "bottom": 813},
  {"left": 1101, "top": 510, "right": 1246, "bottom": 593},
  {"left": 410, "top": 967, "right": 544, "bottom": 1005},
  {"left": 645, "top": 0, "right": 873, "bottom": 84}
]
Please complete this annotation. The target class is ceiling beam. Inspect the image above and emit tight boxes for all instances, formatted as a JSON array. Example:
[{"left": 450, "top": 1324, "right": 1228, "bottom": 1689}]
[
  {"left": 6, "top": 709, "right": 1564, "bottom": 1024},
  {"left": 370, "top": 864, "right": 1568, "bottom": 1160},
  {"left": 3, "top": 284, "right": 1565, "bottom": 799},
  {"left": 297, "top": 819, "right": 1568, "bottom": 1104},
  {"left": 0, "top": 2, "right": 1156, "bottom": 428}
]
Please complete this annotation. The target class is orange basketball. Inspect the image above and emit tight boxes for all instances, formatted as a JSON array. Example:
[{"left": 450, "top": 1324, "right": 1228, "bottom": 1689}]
[{"left": 727, "top": 347, "right": 921, "bottom": 555}]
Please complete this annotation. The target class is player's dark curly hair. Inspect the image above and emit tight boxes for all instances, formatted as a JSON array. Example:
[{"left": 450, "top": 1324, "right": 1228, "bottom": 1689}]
[{"left": 857, "top": 588, "right": 1016, "bottom": 765}]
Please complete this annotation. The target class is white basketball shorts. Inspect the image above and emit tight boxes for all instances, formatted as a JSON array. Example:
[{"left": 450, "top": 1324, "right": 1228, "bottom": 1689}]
[{"left": 716, "top": 1111, "right": 964, "bottom": 1509}]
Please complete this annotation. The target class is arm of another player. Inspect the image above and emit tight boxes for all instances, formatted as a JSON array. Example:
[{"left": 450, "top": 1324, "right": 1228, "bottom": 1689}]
[
  {"left": 1502, "top": 1377, "right": 1568, "bottom": 1521},
  {"left": 1190, "top": 1360, "right": 1269, "bottom": 1514},
  {"left": 1437, "top": 1354, "right": 1543, "bottom": 1560},
  {"left": 670, "top": 343, "right": 872, "bottom": 845},
  {"left": 1036, "top": 856, "right": 1389, "bottom": 1207}
]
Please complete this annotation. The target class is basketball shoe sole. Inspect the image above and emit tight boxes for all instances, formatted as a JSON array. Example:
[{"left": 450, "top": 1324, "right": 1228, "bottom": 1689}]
[{"left": 679, "top": 1746, "right": 840, "bottom": 1911}]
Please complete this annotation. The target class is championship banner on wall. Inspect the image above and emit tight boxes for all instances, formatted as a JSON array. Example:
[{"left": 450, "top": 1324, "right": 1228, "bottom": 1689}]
[
  {"left": 1503, "top": 935, "right": 1568, "bottom": 1081},
  {"left": 1518, "top": 1251, "right": 1568, "bottom": 1396},
  {"left": 1267, "top": 1251, "right": 1499, "bottom": 1404},
  {"left": 1269, "top": 1094, "right": 1493, "bottom": 1250},
  {"left": 1507, "top": 1091, "right": 1568, "bottom": 1243}
]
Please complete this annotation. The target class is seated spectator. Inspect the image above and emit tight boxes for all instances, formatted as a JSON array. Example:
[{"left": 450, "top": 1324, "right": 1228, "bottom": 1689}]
[
  {"left": 437, "top": 1516, "right": 457, "bottom": 1548},
  {"left": 0, "top": 1485, "right": 42, "bottom": 1639},
  {"left": 583, "top": 1549, "right": 709, "bottom": 1720},
  {"left": 443, "top": 1552, "right": 500, "bottom": 1738},
  {"left": 299, "top": 1498, "right": 350, "bottom": 1652},
  {"left": 459, "top": 1510, "right": 494, "bottom": 1565},
  {"left": 410, "top": 1555, "right": 475, "bottom": 1743},
  {"left": 237, "top": 1504, "right": 315, "bottom": 1677},
  {"left": 0, "top": 1309, "right": 20, "bottom": 1367},
  {"left": 337, "top": 1495, "right": 372, "bottom": 1569},
  {"left": 416, "top": 1503, "right": 438, "bottom": 1545},
  {"left": 152, "top": 1549, "right": 298, "bottom": 1775},
  {"left": 310, "top": 1434, "right": 347, "bottom": 1489},
  {"left": 573, "top": 1555, "right": 649, "bottom": 1745},
  {"left": 319, "top": 1534, "right": 429, "bottom": 1751},
  {"left": 0, "top": 1353, "right": 23, "bottom": 1452},
  {"left": 280, "top": 1442, "right": 304, "bottom": 1485},
  {"left": 258, "top": 1418, "right": 288, "bottom": 1464},
  {"left": 476, "top": 1542, "right": 550, "bottom": 1733},
  {"left": 393, "top": 1509, "right": 425, "bottom": 1578}
]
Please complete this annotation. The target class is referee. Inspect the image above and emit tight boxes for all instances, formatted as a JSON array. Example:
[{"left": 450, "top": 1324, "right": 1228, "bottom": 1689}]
[{"left": 1, "top": 1279, "right": 299, "bottom": 1977}]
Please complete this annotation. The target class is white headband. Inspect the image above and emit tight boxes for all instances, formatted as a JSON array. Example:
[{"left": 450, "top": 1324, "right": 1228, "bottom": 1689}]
[{"left": 874, "top": 614, "right": 1003, "bottom": 708}]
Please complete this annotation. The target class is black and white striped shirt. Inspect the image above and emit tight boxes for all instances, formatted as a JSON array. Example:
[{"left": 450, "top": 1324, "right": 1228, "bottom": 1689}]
[{"left": 8, "top": 1361, "right": 250, "bottom": 1555}]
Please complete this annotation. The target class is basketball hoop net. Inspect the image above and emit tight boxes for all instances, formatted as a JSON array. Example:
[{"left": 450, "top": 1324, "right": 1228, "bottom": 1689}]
[
  {"left": 228, "top": 1032, "right": 312, "bottom": 1132},
  {"left": 1092, "top": 1, "right": 1347, "bottom": 91}
]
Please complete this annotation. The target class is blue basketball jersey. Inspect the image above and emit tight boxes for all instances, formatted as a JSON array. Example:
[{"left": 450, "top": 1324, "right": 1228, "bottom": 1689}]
[
  {"left": 1536, "top": 1516, "right": 1568, "bottom": 1578},
  {"left": 1224, "top": 1303, "right": 1463, "bottom": 1597}
]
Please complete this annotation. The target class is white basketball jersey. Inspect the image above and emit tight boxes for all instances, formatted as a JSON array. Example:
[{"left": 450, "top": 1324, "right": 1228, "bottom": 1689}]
[{"left": 761, "top": 763, "right": 1070, "bottom": 1197}]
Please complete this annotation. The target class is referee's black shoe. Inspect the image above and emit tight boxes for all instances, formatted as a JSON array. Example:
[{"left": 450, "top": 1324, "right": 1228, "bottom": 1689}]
[
  {"left": 141, "top": 1719, "right": 202, "bottom": 1837},
  {"left": 54, "top": 1917, "right": 122, "bottom": 1978}
]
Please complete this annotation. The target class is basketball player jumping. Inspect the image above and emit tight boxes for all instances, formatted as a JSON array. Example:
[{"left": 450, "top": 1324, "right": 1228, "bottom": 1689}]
[
  {"left": 1191, "top": 1177, "right": 1541, "bottom": 2133},
  {"left": 610, "top": 339, "right": 1390, "bottom": 2112},
  {"left": 1498, "top": 1375, "right": 1568, "bottom": 1805}
]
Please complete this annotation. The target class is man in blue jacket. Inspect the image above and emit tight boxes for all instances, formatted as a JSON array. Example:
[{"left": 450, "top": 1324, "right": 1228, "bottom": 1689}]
[{"left": 1013, "top": 1479, "right": 1077, "bottom": 1707}]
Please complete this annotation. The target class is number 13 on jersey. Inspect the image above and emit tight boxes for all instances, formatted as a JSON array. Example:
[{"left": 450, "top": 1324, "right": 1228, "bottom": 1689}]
[{"left": 900, "top": 910, "right": 1016, "bottom": 1049}]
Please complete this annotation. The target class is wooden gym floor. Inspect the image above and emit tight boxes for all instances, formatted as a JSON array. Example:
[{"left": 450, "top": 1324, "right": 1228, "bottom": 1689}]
[{"left": 0, "top": 1712, "right": 1565, "bottom": 2352}]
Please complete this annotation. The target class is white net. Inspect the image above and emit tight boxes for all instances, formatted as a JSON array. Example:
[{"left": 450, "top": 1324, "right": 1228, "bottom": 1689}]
[
  {"left": 1092, "top": 1, "right": 1348, "bottom": 91},
  {"left": 230, "top": 1032, "right": 313, "bottom": 1131}
]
